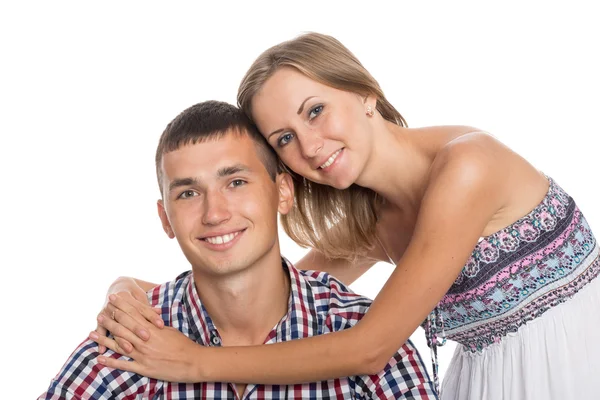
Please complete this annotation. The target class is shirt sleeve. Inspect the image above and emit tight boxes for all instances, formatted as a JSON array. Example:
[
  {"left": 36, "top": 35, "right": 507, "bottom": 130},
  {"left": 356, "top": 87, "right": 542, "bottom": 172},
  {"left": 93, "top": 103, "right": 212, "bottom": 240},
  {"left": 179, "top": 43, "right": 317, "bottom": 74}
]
[
  {"left": 38, "top": 338, "right": 159, "bottom": 400},
  {"left": 351, "top": 339, "right": 438, "bottom": 399},
  {"left": 324, "top": 312, "right": 437, "bottom": 399},
  {"left": 320, "top": 274, "right": 438, "bottom": 400}
]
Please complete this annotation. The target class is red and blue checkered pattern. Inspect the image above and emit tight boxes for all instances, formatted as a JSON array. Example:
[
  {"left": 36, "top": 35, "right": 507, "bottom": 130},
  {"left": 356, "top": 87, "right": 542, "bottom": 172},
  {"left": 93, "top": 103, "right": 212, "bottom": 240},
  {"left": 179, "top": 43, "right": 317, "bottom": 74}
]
[{"left": 40, "top": 259, "right": 437, "bottom": 399}]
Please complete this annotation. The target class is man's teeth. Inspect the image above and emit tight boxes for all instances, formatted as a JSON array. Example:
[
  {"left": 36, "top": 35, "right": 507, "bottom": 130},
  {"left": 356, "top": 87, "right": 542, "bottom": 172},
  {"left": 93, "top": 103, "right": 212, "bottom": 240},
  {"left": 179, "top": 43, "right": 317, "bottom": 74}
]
[
  {"left": 319, "top": 149, "right": 342, "bottom": 169},
  {"left": 205, "top": 231, "right": 240, "bottom": 245}
]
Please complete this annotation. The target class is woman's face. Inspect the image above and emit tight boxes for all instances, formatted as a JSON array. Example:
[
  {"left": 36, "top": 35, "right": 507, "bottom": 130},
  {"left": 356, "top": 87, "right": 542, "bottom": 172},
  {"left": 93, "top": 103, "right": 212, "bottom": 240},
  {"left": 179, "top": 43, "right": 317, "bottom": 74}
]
[{"left": 251, "top": 67, "right": 376, "bottom": 189}]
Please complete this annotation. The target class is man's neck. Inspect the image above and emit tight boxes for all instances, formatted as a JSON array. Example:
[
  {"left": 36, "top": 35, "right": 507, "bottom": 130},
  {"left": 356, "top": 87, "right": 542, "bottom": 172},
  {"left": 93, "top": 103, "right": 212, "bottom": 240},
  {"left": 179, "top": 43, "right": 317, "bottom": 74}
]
[{"left": 192, "top": 249, "right": 290, "bottom": 346}]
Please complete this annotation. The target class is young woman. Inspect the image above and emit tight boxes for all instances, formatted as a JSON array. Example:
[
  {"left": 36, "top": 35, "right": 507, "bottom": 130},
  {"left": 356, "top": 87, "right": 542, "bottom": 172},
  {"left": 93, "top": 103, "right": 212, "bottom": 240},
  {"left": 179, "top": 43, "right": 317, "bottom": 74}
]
[{"left": 92, "top": 33, "right": 600, "bottom": 399}]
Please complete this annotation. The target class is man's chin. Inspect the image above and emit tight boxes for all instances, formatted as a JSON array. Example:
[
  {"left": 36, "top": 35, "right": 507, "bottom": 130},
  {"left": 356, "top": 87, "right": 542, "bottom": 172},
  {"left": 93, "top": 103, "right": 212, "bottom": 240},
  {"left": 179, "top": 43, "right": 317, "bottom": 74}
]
[{"left": 193, "top": 258, "right": 251, "bottom": 277}]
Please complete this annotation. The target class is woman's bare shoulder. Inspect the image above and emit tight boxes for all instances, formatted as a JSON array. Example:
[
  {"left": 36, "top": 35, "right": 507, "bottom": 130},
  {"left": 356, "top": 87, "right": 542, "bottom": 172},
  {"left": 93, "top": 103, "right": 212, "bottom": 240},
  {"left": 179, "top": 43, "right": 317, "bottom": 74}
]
[{"left": 408, "top": 125, "right": 488, "bottom": 153}]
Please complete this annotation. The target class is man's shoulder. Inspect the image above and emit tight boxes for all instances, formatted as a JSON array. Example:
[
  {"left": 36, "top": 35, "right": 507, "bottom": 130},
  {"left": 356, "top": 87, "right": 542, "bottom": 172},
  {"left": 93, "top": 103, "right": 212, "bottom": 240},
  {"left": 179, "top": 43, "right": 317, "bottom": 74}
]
[
  {"left": 146, "top": 270, "right": 192, "bottom": 308},
  {"left": 39, "top": 338, "right": 151, "bottom": 399},
  {"left": 298, "top": 267, "right": 370, "bottom": 303},
  {"left": 296, "top": 269, "right": 437, "bottom": 398},
  {"left": 39, "top": 272, "right": 194, "bottom": 400},
  {"left": 297, "top": 268, "right": 372, "bottom": 327}
]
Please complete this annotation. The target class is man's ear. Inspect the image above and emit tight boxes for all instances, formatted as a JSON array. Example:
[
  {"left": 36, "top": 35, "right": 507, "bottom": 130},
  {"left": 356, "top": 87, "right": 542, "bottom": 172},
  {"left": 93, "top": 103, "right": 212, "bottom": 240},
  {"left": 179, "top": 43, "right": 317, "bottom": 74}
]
[
  {"left": 157, "top": 199, "right": 175, "bottom": 239},
  {"left": 276, "top": 172, "right": 294, "bottom": 215}
]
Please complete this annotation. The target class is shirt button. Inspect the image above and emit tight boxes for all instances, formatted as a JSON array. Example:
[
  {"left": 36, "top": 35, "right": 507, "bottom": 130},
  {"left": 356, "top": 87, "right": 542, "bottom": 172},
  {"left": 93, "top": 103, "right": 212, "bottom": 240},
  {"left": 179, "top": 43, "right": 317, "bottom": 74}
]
[{"left": 211, "top": 335, "right": 221, "bottom": 346}]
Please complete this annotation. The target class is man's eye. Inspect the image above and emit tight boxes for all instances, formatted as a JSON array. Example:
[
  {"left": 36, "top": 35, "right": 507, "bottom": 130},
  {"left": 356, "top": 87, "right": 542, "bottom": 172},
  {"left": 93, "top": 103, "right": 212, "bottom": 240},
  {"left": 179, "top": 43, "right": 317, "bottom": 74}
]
[
  {"left": 308, "top": 105, "right": 323, "bottom": 120},
  {"left": 230, "top": 179, "right": 246, "bottom": 188},
  {"left": 178, "top": 190, "right": 197, "bottom": 199},
  {"left": 278, "top": 133, "right": 294, "bottom": 147}
]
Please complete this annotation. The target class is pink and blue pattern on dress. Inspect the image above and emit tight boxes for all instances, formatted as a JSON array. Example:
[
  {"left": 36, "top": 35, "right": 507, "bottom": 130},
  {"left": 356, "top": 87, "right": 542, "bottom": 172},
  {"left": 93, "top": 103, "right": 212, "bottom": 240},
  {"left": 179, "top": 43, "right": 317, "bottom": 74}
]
[{"left": 430, "top": 177, "right": 599, "bottom": 353}]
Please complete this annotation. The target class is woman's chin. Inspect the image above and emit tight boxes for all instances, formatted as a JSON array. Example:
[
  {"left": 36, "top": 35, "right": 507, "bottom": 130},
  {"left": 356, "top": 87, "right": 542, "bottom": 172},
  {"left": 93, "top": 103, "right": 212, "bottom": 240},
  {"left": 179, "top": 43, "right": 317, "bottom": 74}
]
[{"left": 325, "top": 175, "right": 356, "bottom": 190}]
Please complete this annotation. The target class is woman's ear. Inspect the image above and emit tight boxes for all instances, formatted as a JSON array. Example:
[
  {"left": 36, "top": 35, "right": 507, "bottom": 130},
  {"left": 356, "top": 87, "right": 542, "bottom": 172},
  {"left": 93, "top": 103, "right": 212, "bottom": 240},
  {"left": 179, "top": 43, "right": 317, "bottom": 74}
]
[{"left": 363, "top": 93, "right": 378, "bottom": 109}]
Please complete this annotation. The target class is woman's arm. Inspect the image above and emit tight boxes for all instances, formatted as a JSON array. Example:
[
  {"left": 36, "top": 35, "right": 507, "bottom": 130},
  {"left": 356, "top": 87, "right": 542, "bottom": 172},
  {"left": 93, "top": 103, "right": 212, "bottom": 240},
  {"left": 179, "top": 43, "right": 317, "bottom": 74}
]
[
  {"left": 128, "top": 278, "right": 160, "bottom": 293},
  {"left": 96, "top": 251, "right": 378, "bottom": 349},
  {"left": 199, "top": 139, "right": 505, "bottom": 381},
  {"left": 92, "top": 254, "right": 376, "bottom": 362},
  {"left": 105, "top": 277, "right": 160, "bottom": 294},
  {"left": 95, "top": 137, "right": 508, "bottom": 383}
]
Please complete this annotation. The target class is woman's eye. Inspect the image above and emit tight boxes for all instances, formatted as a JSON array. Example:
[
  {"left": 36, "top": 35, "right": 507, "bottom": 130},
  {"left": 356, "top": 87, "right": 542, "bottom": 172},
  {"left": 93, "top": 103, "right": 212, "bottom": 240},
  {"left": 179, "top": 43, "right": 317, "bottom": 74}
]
[
  {"left": 308, "top": 105, "right": 323, "bottom": 120},
  {"left": 278, "top": 133, "right": 295, "bottom": 147}
]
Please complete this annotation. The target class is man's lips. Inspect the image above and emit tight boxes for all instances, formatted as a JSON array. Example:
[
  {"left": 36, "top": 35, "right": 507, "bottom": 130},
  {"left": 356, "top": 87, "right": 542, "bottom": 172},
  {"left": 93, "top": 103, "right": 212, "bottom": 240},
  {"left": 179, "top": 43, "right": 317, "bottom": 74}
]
[{"left": 198, "top": 229, "right": 246, "bottom": 246}]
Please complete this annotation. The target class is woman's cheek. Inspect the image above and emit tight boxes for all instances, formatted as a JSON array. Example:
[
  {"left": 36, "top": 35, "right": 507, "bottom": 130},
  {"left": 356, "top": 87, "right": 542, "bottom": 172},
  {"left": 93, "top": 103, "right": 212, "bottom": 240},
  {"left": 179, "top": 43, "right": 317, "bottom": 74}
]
[
  {"left": 280, "top": 148, "right": 306, "bottom": 175},
  {"left": 323, "top": 114, "right": 346, "bottom": 141}
]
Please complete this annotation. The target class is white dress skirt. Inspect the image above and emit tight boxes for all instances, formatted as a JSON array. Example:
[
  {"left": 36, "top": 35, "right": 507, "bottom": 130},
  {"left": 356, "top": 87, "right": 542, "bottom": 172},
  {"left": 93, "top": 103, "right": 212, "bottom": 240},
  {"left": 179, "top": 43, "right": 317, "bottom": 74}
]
[
  {"left": 441, "top": 274, "right": 600, "bottom": 399},
  {"left": 425, "top": 177, "right": 600, "bottom": 400}
]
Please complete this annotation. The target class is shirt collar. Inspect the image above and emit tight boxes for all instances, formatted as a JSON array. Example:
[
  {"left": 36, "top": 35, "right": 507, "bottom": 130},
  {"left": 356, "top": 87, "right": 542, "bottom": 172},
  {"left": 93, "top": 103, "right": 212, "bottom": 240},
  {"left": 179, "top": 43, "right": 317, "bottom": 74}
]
[{"left": 184, "top": 257, "right": 321, "bottom": 347}]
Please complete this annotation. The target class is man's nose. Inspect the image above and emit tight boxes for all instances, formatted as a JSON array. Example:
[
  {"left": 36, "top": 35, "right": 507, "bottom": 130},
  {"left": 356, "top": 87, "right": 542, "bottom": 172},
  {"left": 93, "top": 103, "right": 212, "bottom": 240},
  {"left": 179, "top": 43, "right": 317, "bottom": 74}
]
[{"left": 201, "top": 190, "right": 231, "bottom": 226}]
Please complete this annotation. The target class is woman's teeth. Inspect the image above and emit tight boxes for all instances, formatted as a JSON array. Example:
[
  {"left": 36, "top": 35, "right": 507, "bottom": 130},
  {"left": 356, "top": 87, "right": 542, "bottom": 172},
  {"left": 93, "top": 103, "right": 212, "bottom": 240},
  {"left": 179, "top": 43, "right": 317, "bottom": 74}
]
[{"left": 319, "top": 149, "right": 342, "bottom": 169}]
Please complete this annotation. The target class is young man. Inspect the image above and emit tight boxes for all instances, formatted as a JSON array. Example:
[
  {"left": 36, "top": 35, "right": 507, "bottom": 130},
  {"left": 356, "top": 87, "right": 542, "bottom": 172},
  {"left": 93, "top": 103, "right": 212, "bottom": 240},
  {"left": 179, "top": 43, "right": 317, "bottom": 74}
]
[{"left": 40, "top": 101, "right": 436, "bottom": 399}]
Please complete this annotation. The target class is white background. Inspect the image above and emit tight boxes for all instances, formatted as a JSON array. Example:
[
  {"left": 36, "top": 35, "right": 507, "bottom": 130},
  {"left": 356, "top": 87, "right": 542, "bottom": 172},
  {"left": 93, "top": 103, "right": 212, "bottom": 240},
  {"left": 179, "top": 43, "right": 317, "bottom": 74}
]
[{"left": 1, "top": 1, "right": 599, "bottom": 398}]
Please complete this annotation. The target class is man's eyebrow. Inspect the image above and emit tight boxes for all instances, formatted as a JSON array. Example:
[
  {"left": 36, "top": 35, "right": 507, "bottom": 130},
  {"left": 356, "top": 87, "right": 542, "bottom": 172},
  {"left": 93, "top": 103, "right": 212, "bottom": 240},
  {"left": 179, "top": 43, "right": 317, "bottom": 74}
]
[
  {"left": 168, "top": 177, "right": 198, "bottom": 193},
  {"left": 217, "top": 163, "right": 251, "bottom": 178},
  {"left": 167, "top": 165, "right": 251, "bottom": 192}
]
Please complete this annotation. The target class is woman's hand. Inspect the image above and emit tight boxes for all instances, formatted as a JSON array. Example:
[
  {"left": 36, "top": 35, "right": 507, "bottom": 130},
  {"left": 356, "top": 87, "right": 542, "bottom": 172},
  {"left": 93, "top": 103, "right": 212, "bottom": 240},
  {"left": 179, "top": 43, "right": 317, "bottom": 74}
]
[
  {"left": 91, "top": 317, "right": 204, "bottom": 383},
  {"left": 95, "top": 277, "right": 163, "bottom": 353}
]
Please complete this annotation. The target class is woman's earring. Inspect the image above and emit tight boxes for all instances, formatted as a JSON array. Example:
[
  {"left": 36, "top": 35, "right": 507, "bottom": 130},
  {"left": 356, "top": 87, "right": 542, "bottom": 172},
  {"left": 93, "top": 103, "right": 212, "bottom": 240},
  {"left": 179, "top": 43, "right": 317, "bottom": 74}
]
[{"left": 366, "top": 105, "right": 374, "bottom": 117}]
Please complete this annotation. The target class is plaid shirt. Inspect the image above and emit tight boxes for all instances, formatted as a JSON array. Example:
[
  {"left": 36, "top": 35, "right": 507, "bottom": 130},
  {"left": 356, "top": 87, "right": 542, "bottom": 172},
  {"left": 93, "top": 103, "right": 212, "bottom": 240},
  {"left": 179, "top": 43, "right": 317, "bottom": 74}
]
[{"left": 41, "top": 259, "right": 437, "bottom": 399}]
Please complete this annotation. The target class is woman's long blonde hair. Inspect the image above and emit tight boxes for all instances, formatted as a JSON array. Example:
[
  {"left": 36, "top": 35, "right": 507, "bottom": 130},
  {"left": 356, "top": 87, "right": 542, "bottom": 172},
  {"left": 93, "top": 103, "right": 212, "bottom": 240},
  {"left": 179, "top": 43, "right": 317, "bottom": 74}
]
[{"left": 238, "top": 32, "right": 406, "bottom": 261}]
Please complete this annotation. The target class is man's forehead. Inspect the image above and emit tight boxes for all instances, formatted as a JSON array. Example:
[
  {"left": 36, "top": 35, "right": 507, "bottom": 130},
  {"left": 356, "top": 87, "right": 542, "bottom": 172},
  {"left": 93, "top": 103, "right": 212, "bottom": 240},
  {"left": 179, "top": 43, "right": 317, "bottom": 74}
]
[{"left": 160, "top": 135, "right": 264, "bottom": 179}]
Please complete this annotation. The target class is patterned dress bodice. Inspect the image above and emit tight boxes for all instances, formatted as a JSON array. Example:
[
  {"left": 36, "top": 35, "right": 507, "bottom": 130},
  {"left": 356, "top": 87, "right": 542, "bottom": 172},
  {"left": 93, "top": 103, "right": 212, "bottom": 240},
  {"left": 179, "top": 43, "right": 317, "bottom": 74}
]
[{"left": 427, "top": 177, "right": 600, "bottom": 353}]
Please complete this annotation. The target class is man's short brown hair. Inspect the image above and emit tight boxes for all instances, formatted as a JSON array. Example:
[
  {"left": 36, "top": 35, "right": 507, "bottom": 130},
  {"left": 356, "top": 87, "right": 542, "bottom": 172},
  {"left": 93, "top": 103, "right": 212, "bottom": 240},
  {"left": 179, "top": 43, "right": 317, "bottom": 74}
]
[{"left": 155, "top": 101, "right": 278, "bottom": 196}]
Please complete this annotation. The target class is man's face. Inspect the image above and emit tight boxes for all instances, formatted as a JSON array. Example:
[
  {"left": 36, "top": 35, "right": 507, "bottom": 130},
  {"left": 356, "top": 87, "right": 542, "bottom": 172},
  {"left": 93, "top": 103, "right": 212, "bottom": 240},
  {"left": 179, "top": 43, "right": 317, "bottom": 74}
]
[{"left": 157, "top": 132, "right": 293, "bottom": 277}]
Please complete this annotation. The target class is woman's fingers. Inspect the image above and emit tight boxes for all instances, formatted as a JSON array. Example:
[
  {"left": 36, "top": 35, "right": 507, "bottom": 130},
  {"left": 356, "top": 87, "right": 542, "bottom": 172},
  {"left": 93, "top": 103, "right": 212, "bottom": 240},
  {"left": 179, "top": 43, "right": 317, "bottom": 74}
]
[
  {"left": 105, "top": 302, "right": 151, "bottom": 341},
  {"left": 109, "top": 293, "right": 164, "bottom": 329},
  {"left": 89, "top": 330, "right": 132, "bottom": 355},
  {"left": 132, "top": 288, "right": 151, "bottom": 304},
  {"left": 89, "top": 331, "right": 116, "bottom": 352},
  {"left": 94, "top": 326, "right": 202, "bottom": 383},
  {"left": 97, "top": 355, "right": 145, "bottom": 376},
  {"left": 94, "top": 306, "right": 116, "bottom": 353},
  {"left": 97, "top": 312, "right": 145, "bottom": 345},
  {"left": 114, "top": 336, "right": 134, "bottom": 354},
  {"left": 94, "top": 318, "right": 108, "bottom": 354},
  {"left": 152, "top": 308, "right": 165, "bottom": 327}
]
